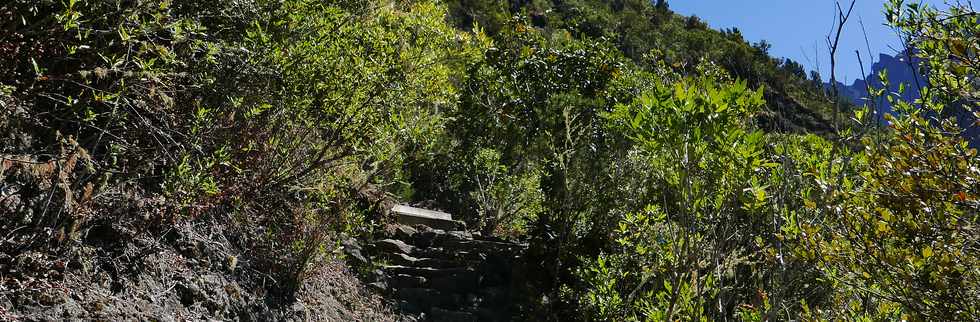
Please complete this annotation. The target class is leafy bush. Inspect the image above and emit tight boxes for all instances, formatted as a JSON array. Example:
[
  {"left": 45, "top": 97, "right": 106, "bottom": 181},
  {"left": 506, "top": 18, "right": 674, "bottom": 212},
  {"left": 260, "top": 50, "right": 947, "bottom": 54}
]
[
  {"left": 2, "top": 0, "right": 266, "bottom": 249},
  {"left": 794, "top": 2, "right": 980, "bottom": 319},
  {"left": 194, "top": 0, "right": 475, "bottom": 293},
  {"left": 469, "top": 148, "right": 545, "bottom": 236},
  {"left": 580, "top": 71, "right": 779, "bottom": 320}
]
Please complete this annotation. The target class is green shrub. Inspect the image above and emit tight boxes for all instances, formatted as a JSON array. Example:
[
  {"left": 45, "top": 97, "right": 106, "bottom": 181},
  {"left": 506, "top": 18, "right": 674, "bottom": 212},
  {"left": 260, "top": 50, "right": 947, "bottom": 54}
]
[
  {"left": 469, "top": 148, "right": 545, "bottom": 236},
  {"left": 788, "top": 2, "right": 980, "bottom": 319},
  {"left": 1, "top": 0, "right": 265, "bottom": 248},
  {"left": 581, "top": 71, "right": 776, "bottom": 320}
]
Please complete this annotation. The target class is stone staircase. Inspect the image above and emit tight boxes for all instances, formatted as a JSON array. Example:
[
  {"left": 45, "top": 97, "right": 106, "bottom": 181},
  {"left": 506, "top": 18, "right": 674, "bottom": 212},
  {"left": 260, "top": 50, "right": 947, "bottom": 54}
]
[{"left": 356, "top": 205, "right": 525, "bottom": 322}]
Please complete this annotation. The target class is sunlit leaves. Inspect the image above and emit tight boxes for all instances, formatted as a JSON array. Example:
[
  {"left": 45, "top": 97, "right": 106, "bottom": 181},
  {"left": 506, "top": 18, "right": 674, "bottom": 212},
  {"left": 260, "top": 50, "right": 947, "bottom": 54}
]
[
  {"left": 798, "top": 3, "right": 980, "bottom": 318},
  {"left": 585, "top": 68, "right": 808, "bottom": 320}
]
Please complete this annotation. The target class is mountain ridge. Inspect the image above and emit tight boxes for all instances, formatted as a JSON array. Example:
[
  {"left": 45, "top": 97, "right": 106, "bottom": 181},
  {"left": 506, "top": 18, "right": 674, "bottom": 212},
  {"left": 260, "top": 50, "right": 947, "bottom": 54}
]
[{"left": 831, "top": 51, "right": 922, "bottom": 121}]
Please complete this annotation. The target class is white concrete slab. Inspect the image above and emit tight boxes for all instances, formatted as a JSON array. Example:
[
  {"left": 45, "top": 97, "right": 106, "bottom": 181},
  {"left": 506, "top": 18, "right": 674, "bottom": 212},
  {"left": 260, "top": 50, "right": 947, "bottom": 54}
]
[
  {"left": 390, "top": 205, "right": 461, "bottom": 230},
  {"left": 391, "top": 205, "right": 453, "bottom": 221}
]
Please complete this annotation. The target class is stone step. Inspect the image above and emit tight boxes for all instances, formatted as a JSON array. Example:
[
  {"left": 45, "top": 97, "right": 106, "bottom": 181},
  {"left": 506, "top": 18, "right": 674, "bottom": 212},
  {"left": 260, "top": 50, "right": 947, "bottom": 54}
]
[
  {"left": 381, "top": 252, "right": 472, "bottom": 269},
  {"left": 469, "top": 234, "right": 514, "bottom": 244},
  {"left": 411, "top": 248, "right": 487, "bottom": 262},
  {"left": 410, "top": 229, "right": 472, "bottom": 248},
  {"left": 427, "top": 272, "right": 480, "bottom": 294},
  {"left": 394, "top": 288, "right": 461, "bottom": 310},
  {"left": 368, "top": 206, "right": 525, "bottom": 322},
  {"left": 375, "top": 247, "right": 487, "bottom": 267},
  {"left": 373, "top": 239, "right": 416, "bottom": 255},
  {"left": 388, "top": 224, "right": 419, "bottom": 240},
  {"left": 374, "top": 239, "right": 508, "bottom": 263},
  {"left": 383, "top": 265, "right": 473, "bottom": 279},
  {"left": 438, "top": 239, "right": 524, "bottom": 254},
  {"left": 383, "top": 252, "right": 419, "bottom": 267},
  {"left": 416, "top": 257, "right": 471, "bottom": 269},
  {"left": 388, "top": 274, "right": 427, "bottom": 289},
  {"left": 390, "top": 224, "right": 524, "bottom": 248}
]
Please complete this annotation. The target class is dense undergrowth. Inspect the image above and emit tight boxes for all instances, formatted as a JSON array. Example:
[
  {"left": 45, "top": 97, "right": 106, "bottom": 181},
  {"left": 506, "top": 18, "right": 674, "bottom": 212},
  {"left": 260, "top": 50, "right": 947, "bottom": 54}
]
[{"left": 2, "top": 0, "right": 978, "bottom": 320}]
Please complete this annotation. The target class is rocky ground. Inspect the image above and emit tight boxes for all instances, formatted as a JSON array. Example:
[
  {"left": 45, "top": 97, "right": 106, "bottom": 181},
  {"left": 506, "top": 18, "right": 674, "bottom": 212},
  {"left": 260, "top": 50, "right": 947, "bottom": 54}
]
[{"left": 0, "top": 218, "right": 401, "bottom": 321}]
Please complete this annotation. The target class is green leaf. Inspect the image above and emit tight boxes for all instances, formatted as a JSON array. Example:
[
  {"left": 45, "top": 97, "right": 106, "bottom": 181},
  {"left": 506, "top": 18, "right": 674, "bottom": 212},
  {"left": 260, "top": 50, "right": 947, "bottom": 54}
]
[
  {"left": 118, "top": 25, "right": 130, "bottom": 41},
  {"left": 922, "top": 246, "right": 933, "bottom": 259},
  {"left": 30, "top": 58, "right": 41, "bottom": 76},
  {"left": 714, "top": 102, "right": 729, "bottom": 113},
  {"left": 854, "top": 108, "right": 866, "bottom": 122}
]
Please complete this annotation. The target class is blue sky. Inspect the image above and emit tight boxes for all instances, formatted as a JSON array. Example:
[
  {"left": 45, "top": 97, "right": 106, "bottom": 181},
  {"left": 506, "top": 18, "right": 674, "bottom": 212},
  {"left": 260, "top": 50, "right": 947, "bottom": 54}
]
[{"left": 669, "top": 0, "right": 944, "bottom": 83}]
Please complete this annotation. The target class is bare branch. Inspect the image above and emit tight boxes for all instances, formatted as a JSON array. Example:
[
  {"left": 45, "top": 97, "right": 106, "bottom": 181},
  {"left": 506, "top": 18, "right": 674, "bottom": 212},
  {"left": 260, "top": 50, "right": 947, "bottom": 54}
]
[{"left": 826, "top": 0, "right": 857, "bottom": 133}]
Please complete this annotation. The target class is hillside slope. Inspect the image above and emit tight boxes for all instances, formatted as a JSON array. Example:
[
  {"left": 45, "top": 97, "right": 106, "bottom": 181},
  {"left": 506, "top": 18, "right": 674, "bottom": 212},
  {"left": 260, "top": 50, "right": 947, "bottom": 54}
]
[
  {"left": 444, "top": 0, "right": 838, "bottom": 134},
  {"left": 3, "top": 0, "right": 977, "bottom": 321}
]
